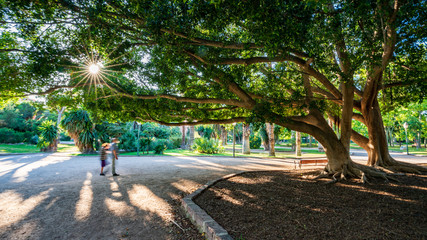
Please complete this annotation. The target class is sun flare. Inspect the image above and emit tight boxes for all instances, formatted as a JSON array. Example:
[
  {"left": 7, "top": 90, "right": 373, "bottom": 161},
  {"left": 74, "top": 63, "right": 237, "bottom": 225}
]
[{"left": 88, "top": 63, "right": 100, "bottom": 74}]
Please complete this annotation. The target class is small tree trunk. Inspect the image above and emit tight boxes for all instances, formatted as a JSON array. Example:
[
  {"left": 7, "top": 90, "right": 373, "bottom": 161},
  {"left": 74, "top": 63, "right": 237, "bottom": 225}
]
[
  {"left": 296, "top": 131, "right": 301, "bottom": 156},
  {"left": 189, "top": 126, "right": 195, "bottom": 150},
  {"left": 266, "top": 123, "right": 275, "bottom": 156},
  {"left": 54, "top": 107, "right": 66, "bottom": 152},
  {"left": 291, "top": 131, "right": 296, "bottom": 151},
  {"left": 220, "top": 126, "right": 227, "bottom": 145},
  {"left": 242, "top": 123, "right": 251, "bottom": 154},
  {"left": 309, "top": 135, "right": 313, "bottom": 147},
  {"left": 417, "top": 132, "right": 421, "bottom": 149},
  {"left": 181, "top": 126, "right": 186, "bottom": 149}
]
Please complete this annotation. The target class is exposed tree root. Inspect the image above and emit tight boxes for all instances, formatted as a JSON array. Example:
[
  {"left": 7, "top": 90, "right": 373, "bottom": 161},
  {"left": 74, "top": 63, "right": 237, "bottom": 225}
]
[
  {"left": 316, "top": 161, "right": 403, "bottom": 184},
  {"left": 375, "top": 158, "right": 427, "bottom": 175}
]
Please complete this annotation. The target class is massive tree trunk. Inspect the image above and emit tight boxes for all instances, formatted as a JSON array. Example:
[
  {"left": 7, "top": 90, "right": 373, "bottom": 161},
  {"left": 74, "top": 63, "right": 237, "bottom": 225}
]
[
  {"left": 266, "top": 123, "right": 275, "bottom": 156},
  {"left": 273, "top": 110, "right": 388, "bottom": 182},
  {"left": 296, "top": 131, "right": 301, "bottom": 157},
  {"left": 242, "top": 123, "right": 250, "bottom": 154},
  {"left": 357, "top": 99, "right": 426, "bottom": 173}
]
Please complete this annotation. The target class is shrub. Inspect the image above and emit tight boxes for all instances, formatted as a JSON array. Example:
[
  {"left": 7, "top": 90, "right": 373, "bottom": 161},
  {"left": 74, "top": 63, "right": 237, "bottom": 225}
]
[
  {"left": 0, "top": 128, "right": 25, "bottom": 143},
  {"left": 193, "top": 138, "right": 223, "bottom": 154},
  {"left": 169, "top": 137, "right": 182, "bottom": 149},
  {"left": 138, "top": 137, "right": 152, "bottom": 154},
  {"left": 29, "top": 135, "right": 39, "bottom": 145},
  {"left": 151, "top": 139, "right": 168, "bottom": 154},
  {"left": 250, "top": 134, "right": 262, "bottom": 149},
  {"left": 59, "top": 132, "right": 71, "bottom": 141},
  {"left": 119, "top": 131, "right": 137, "bottom": 151}
]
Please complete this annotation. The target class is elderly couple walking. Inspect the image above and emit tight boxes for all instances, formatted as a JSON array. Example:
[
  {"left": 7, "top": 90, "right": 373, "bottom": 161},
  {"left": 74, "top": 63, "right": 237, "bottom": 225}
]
[{"left": 100, "top": 138, "right": 120, "bottom": 176}]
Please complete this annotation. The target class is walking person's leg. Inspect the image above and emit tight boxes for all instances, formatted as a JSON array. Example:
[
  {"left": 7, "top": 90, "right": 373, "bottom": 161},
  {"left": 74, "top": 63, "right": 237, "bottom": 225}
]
[{"left": 112, "top": 157, "right": 116, "bottom": 175}]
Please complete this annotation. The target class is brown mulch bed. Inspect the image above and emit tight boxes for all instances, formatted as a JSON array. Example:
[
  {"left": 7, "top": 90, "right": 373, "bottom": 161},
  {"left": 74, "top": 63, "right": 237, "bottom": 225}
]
[{"left": 194, "top": 170, "right": 427, "bottom": 240}]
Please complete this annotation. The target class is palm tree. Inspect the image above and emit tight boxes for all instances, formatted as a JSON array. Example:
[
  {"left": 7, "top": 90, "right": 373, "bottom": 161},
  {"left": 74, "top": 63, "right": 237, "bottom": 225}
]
[
  {"left": 37, "top": 120, "right": 58, "bottom": 152},
  {"left": 61, "top": 110, "right": 95, "bottom": 153}
]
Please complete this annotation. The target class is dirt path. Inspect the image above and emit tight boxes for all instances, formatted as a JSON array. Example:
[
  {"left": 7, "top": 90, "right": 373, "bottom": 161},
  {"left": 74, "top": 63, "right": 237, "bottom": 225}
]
[{"left": 0, "top": 153, "right": 300, "bottom": 239}]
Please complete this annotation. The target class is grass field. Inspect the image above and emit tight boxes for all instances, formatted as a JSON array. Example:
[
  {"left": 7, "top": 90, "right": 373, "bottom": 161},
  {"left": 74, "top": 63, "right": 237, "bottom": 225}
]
[
  {"left": 0, "top": 144, "right": 78, "bottom": 154},
  {"left": 2, "top": 142, "right": 425, "bottom": 157}
]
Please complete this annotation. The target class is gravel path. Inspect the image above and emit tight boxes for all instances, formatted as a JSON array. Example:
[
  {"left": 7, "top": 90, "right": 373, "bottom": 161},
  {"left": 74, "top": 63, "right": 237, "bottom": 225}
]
[
  {"left": 0, "top": 153, "right": 297, "bottom": 239},
  {"left": 1, "top": 152, "right": 426, "bottom": 239}
]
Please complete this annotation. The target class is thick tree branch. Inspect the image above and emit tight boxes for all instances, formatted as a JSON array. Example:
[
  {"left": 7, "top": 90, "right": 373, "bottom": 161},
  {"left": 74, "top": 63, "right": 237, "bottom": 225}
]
[
  {"left": 137, "top": 116, "right": 246, "bottom": 127},
  {"left": 0, "top": 49, "right": 30, "bottom": 53},
  {"left": 99, "top": 92, "right": 246, "bottom": 107},
  {"left": 379, "top": 79, "right": 427, "bottom": 90}
]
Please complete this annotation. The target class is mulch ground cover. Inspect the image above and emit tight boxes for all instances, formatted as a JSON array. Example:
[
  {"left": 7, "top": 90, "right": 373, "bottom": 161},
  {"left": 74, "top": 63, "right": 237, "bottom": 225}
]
[{"left": 194, "top": 170, "right": 427, "bottom": 240}]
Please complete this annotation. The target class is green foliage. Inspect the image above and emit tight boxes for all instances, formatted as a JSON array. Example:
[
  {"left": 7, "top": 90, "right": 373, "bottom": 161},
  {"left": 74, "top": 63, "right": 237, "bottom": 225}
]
[
  {"left": 78, "top": 128, "right": 95, "bottom": 146},
  {"left": 0, "top": 128, "right": 25, "bottom": 143},
  {"left": 192, "top": 137, "right": 223, "bottom": 154},
  {"left": 151, "top": 139, "right": 168, "bottom": 154},
  {"left": 139, "top": 137, "right": 152, "bottom": 153},
  {"left": 38, "top": 120, "right": 58, "bottom": 143},
  {"left": 119, "top": 131, "right": 137, "bottom": 151},
  {"left": 196, "top": 125, "right": 215, "bottom": 139},
  {"left": 37, "top": 120, "right": 58, "bottom": 149},
  {"left": 30, "top": 135, "right": 39, "bottom": 144},
  {"left": 61, "top": 110, "right": 92, "bottom": 133},
  {"left": 249, "top": 134, "right": 262, "bottom": 149},
  {"left": 169, "top": 136, "right": 182, "bottom": 149}
]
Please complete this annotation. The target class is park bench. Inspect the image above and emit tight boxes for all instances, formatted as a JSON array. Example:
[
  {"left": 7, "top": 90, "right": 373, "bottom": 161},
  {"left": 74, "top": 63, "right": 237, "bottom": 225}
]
[{"left": 294, "top": 158, "right": 328, "bottom": 169}]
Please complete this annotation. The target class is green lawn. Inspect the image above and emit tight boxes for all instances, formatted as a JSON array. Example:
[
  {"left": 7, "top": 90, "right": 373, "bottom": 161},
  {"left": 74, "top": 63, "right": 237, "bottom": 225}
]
[
  {"left": 2, "top": 142, "right": 424, "bottom": 157},
  {"left": 349, "top": 143, "right": 427, "bottom": 156},
  {"left": 0, "top": 144, "right": 78, "bottom": 154},
  {"left": 120, "top": 148, "right": 326, "bottom": 159}
]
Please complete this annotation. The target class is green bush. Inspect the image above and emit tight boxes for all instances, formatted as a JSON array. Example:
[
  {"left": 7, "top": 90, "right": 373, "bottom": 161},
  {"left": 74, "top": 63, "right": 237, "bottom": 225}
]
[
  {"left": 0, "top": 128, "right": 25, "bottom": 143},
  {"left": 138, "top": 137, "right": 152, "bottom": 153},
  {"left": 151, "top": 139, "right": 168, "bottom": 154},
  {"left": 119, "top": 131, "right": 137, "bottom": 151},
  {"left": 192, "top": 138, "right": 223, "bottom": 154},
  {"left": 169, "top": 136, "right": 182, "bottom": 149},
  {"left": 250, "top": 134, "right": 262, "bottom": 149},
  {"left": 59, "top": 132, "right": 71, "bottom": 141},
  {"left": 30, "top": 135, "right": 39, "bottom": 144}
]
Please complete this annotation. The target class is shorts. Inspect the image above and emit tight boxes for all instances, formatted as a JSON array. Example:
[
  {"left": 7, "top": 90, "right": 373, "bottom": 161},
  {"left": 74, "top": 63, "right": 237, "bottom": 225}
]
[{"left": 101, "top": 160, "right": 106, "bottom": 167}]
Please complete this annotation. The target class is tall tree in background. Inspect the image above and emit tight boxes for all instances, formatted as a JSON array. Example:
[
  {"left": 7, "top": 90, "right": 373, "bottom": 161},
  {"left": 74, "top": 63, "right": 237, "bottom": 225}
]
[
  {"left": 242, "top": 123, "right": 251, "bottom": 155},
  {"left": 266, "top": 123, "right": 275, "bottom": 157}
]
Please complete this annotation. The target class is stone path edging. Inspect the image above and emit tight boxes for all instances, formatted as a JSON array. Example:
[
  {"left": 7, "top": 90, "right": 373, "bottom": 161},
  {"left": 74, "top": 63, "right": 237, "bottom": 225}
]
[{"left": 181, "top": 171, "right": 251, "bottom": 240}]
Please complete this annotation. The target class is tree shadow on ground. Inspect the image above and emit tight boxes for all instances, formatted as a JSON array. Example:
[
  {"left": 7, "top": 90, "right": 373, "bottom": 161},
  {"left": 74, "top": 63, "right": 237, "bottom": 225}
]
[
  {"left": 194, "top": 170, "right": 427, "bottom": 240},
  {"left": 0, "top": 154, "right": 214, "bottom": 239}
]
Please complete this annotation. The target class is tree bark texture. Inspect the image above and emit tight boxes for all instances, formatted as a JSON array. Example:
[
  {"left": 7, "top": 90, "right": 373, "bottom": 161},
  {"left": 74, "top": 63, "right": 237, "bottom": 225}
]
[
  {"left": 220, "top": 126, "right": 227, "bottom": 145},
  {"left": 242, "top": 123, "right": 251, "bottom": 154},
  {"left": 296, "top": 131, "right": 301, "bottom": 157},
  {"left": 181, "top": 126, "right": 186, "bottom": 149},
  {"left": 189, "top": 126, "right": 195, "bottom": 150},
  {"left": 359, "top": 99, "right": 426, "bottom": 173},
  {"left": 266, "top": 123, "right": 275, "bottom": 156}
]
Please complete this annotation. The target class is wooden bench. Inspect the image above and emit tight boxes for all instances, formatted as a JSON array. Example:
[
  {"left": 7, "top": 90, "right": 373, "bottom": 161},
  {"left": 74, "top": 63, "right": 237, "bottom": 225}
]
[{"left": 294, "top": 158, "right": 328, "bottom": 169}]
